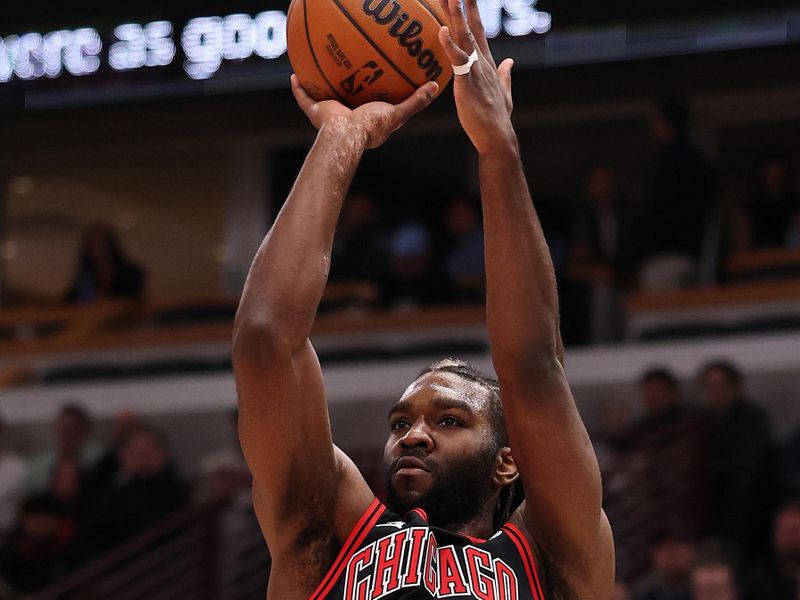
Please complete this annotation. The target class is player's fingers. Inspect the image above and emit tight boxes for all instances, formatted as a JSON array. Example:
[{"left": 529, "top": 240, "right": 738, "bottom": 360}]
[
  {"left": 497, "top": 58, "right": 514, "bottom": 112},
  {"left": 444, "top": 0, "right": 476, "bottom": 54},
  {"left": 465, "top": 0, "right": 494, "bottom": 64},
  {"left": 498, "top": 58, "right": 514, "bottom": 94},
  {"left": 439, "top": 26, "right": 470, "bottom": 68},
  {"left": 290, "top": 75, "right": 316, "bottom": 115},
  {"left": 392, "top": 82, "right": 439, "bottom": 128}
]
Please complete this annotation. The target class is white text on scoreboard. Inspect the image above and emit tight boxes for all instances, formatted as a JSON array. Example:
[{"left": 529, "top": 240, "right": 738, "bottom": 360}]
[{"left": 0, "top": 0, "right": 552, "bottom": 84}]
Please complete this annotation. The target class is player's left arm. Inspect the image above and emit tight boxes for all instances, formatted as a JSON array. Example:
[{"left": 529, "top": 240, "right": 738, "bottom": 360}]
[{"left": 436, "top": 0, "right": 614, "bottom": 597}]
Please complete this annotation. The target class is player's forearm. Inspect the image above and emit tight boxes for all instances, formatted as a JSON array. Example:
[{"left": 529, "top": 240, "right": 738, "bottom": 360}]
[
  {"left": 479, "top": 135, "right": 562, "bottom": 380},
  {"left": 235, "top": 119, "right": 367, "bottom": 350}
]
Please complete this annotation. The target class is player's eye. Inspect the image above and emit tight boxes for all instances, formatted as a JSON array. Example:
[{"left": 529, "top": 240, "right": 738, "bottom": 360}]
[
  {"left": 439, "top": 416, "right": 462, "bottom": 427},
  {"left": 390, "top": 419, "right": 410, "bottom": 431}
]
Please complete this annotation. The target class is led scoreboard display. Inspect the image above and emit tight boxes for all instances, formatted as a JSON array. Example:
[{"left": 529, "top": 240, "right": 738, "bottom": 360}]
[
  {"left": 1, "top": 12, "right": 291, "bottom": 83},
  {"left": 0, "top": 0, "right": 551, "bottom": 110},
  {"left": 2, "top": 0, "right": 798, "bottom": 110}
]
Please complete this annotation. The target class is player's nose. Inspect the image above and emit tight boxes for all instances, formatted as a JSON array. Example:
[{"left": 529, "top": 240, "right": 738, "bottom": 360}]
[{"left": 399, "top": 419, "right": 433, "bottom": 451}]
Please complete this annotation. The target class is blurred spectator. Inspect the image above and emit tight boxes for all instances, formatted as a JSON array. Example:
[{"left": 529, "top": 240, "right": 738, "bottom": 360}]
[
  {"left": 381, "top": 222, "right": 447, "bottom": 309},
  {"left": 788, "top": 212, "right": 800, "bottom": 249},
  {"left": 198, "top": 410, "right": 250, "bottom": 503},
  {"left": 199, "top": 411, "right": 259, "bottom": 592},
  {"left": 88, "top": 410, "right": 142, "bottom": 489},
  {"left": 731, "top": 152, "right": 800, "bottom": 252},
  {"left": 630, "top": 369, "right": 710, "bottom": 542},
  {"left": 330, "top": 190, "right": 387, "bottom": 285},
  {"left": 691, "top": 556, "right": 740, "bottom": 600},
  {"left": 442, "top": 195, "right": 485, "bottom": 303},
  {"left": 634, "top": 531, "right": 695, "bottom": 600},
  {"left": 569, "top": 163, "right": 641, "bottom": 288},
  {"left": 700, "top": 361, "right": 775, "bottom": 558},
  {"left": 0, "top": 495, "right": 79, "bottom": 595},
  {"left": 781, "top": 430, "right": 800, "bottom": 496},
  {"left": 641, "top": 99, "right": 714, "bottom": 291},
  {"left": 80, "top": 426, "right": 190, "bottom": 555},
  {"left": 0, "top": 416, "right": 27, "bottom": 544},
  {"left": 65, "top": 224, "right": 144, "bottom": 304},
  {"left": 743, "top": 499, "right": 800, "bottom": 599},
  {"left": 614, "top": 582, "right": 633, "bottom": 600},
  {"left": 24, "top": 404, "right": 103, "bottom": 509},
  {"left": 562, "top": 163, "right": 638, "bottom": 344}
]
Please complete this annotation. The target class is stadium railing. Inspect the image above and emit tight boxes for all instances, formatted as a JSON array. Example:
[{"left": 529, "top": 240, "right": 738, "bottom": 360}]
[{"left": 25, "top": 498, "right": 270, "bottom": 600}]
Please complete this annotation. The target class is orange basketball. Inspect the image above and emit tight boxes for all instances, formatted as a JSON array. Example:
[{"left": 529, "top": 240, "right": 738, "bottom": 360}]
[{"left": 287, "top": 0, "right": 452, "bottom": 107}]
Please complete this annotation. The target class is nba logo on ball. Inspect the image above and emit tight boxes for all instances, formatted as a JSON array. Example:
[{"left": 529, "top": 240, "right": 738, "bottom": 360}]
[
  {"left": 287, "top": 0, "right": 453, "bottom": 106},
  {"left": 340, "top": 61, "right": 385, "bottom": 96}
]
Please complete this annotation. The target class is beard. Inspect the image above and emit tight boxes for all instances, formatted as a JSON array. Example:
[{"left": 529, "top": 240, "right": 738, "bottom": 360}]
[{"left": 385, "top": 443, "right": 498, "bottom": 529}]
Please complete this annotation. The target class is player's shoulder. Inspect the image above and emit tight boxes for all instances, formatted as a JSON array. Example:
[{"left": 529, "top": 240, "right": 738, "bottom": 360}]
[
  {"left": 259, "top": 447, "right": 375, "bottom": 597},
  {"left": 509, "top": 503, "right": 614, "bottom": 600}
]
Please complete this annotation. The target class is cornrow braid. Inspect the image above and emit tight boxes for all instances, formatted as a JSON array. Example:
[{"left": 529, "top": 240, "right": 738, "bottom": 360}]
[{"left": 416, "top": 358, "right": 507, "bottom": 448}]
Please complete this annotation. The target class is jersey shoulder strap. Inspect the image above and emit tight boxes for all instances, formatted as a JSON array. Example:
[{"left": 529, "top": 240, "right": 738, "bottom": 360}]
[{"left": 309, "top": 498, "right": 385, "bottom": 600}]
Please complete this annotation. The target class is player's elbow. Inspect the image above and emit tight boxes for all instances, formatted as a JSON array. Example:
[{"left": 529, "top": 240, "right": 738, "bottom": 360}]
[
  {"left": 493, "top": 346, "right": 563, "bottom": 390},
  {"left": 232, "top": 313, "right": 288, "bottom": 366},
  {"left": 234, "top": 297, "right": 314, "bottom": 352}
]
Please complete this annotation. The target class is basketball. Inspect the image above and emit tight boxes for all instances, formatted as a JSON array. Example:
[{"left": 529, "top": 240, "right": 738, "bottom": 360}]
[{"left": 287, "top": 0, "right": 453, "bottom": 107}]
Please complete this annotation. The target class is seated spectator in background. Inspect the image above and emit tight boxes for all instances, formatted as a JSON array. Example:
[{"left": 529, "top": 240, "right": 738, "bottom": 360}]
[
  {"left": 198, "top": 410, "right": 250, "bottom": 503},
  {"left": 788, "top": 212, "right": 800, "bottom": 249},
  {"left": 199, "top": 411, "right": 259, "bottom": 591},
  {"left": 0, "top": 495, "right": 79, "bottom": 595},
  {"left": 0, "top": 416, "right": 27, "bottom": 545},
  {"left": 640, "top": 99, "right": 714, "bottom": 291},
  {"left": 89, "top": 411, "right": 142, "bottom": 493},
  {"left": 691, "top": 555, "right": 740, "bottom": 600},
  {"left": 744, "top": 499, "right": 800, "bottom": 600},
  {"left": 630, "top": 369, "right": 710, "bottom": 542},
  {"left": 731, "top": 152, "right": 800, "bottom": 252},
  {"left": 781, "top": 430, "right": 800, "bottom": 496},
  {"left": 381, "top": 222, "right": 447, "bottom": 309},
  {"left": 65, "top": 223, "right": 144, "bottom": 304},
  {"left": 634, "top": 530, "right": 695, "bottom": 600},
  {"left": 442, "top": 195, "right": 485, "bottom": 303},
  {"left": 80, "top": 426, "right": 190, "bottom": 556},
  {"left": 561, "top": 163, "right": 639, "bottom": 344},
  {"left": 568, "top": 162, "right": 641, "bottom": 289},
  {"left": 614, "top": 582, "right": 633, "bottom": 600},
  {"left": 25, "top": 404, "right": 103, "bottom": 511},
  {"left": 330, "top": 190, "right": 387, "bottom": 284},
  {"left": 700, "top": 361, "right": 775, "bottom": 559}
]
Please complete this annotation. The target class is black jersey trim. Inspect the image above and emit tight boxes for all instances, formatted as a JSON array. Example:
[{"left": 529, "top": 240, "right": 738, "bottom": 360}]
[
  {"left": 503, "top": 523, "right": 546, "bottom": 600},
  {"left": 409, "top": 507, "right": 428, "bottom": 522}
]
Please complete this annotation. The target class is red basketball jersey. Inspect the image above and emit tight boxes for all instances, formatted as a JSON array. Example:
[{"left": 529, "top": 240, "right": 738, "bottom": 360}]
[{"left": 309, "top": 498, "right": 546, "bottom": 599}]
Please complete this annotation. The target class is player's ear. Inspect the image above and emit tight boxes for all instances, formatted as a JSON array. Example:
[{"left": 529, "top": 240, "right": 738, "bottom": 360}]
[{"left": 494, "top": 446, "right": 519, "bottom": 488}]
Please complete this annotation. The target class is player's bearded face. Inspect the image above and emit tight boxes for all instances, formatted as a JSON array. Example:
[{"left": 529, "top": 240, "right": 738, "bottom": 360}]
[{"left": 384, "top": 439, "right": 498, "bottom": 528}]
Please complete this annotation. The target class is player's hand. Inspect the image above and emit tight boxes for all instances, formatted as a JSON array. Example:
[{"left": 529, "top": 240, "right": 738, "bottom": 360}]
[
  {"left": 437, "top": 0, "right": 515, "bottom": 154},
  {"left": 291, "top": 75, "right": 439, "bottom": 149}
]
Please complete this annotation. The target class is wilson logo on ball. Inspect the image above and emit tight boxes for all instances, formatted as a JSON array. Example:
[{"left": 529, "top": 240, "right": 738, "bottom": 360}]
[
  {"left": 361, "top": 0, "right": 444, "bottom": 81},
  {"left": 341, "top": 61, "right": 385, "bottom": 95}
]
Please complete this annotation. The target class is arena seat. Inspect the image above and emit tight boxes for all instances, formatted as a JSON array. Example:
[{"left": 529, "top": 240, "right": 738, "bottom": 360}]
[
  {"left": 625, "top": 279, "right": 800, "bottom": 340},
  {"left": 726, "top": 248, "right": 800, "bottom": 283}
]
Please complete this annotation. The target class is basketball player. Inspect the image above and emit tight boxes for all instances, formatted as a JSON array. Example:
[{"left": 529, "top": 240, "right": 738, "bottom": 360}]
[{"left": 233, "top": 0, "right": 615, "bottom": 598}]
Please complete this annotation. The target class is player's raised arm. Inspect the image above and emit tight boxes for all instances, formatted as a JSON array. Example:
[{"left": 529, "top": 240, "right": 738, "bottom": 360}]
[
  {"left": 232, "top": 77, "right": 438, "bottom": 570},
  {"left": 437, "top": 0, "right": 614, "bottom": 596}
]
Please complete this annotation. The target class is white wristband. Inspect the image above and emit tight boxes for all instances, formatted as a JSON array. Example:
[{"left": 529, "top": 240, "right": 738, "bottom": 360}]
[{"left": 452, "top": 50, "right": 479, "bottom": 76}]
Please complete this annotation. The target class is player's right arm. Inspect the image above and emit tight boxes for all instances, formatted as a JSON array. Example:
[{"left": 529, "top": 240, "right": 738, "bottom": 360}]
[{"left": 232, "top": 77, "right": 439, "bottom": 578}]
